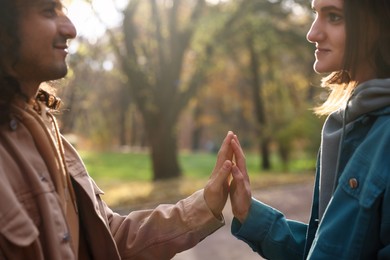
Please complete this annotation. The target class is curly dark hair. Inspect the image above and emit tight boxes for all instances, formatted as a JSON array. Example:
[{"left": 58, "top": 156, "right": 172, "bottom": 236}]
[{"left": 0, "top": 0, "right": 24, "bottom": 124}]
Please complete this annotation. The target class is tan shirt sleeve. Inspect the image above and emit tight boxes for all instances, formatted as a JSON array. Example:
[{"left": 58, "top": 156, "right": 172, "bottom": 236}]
[
  {"left": 106, "top": 189, "right": 224, "bottom": 260},
  {"left": 62, "top": 137, "right": 224, "bottom": 259}
]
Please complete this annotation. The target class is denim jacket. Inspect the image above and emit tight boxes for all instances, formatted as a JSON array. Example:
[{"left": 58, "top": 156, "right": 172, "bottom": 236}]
[{"left": 231, "top": 106, "right": 390, "bottom": 259}]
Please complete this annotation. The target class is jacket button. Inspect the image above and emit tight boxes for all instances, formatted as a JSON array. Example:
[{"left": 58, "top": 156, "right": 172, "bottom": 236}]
[
  {"left": 40, "top": 175, "right": 48, "bottom": 182},
  {"left": 62, "top": 232, "right": 70, "bottom": 243},
  {"left": 349, "top": 178, "right": 358, "bottom": 189},
  {"left": 9, "top": 119, "right": 18, "bottom": 131}
]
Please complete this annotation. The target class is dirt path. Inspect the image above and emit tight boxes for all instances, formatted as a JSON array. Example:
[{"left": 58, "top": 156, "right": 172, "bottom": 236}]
[{"left": 172, "top": 180, "right": 314, "bottom": 260}]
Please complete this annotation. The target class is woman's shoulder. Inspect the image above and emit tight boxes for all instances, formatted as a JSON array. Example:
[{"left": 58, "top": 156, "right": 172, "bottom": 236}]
[
  {"left": 368, "top": 111, "right": 390, "bottom": 139},
  {"left": 354, "top": 112, "right": 390, "bottom": 172}
]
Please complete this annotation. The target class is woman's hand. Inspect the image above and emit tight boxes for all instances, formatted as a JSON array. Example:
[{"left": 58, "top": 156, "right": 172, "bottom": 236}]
[
  {"left": 204, "top": 131, "right": 235, "bottom": 219},
  {"left": 230, "top": 137, "right": 252, "bottom": 223}
]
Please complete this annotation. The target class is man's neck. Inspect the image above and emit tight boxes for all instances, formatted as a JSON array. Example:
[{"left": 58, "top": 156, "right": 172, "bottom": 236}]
[{"left": 19, "top": 80, "right": 41, "bottom": 99}]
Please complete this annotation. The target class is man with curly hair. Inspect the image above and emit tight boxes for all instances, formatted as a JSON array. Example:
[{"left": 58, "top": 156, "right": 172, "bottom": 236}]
[{"left": 0, "top": 0, "right": 236, "bottom": 259}]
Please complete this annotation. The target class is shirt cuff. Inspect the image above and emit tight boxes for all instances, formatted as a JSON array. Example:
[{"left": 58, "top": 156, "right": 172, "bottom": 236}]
[{"left": 231, "top": 198, "right": 276, "bottom": 244}]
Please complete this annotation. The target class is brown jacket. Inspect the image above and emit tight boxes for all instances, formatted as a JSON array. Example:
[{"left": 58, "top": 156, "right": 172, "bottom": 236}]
[{"left": 0, "top": 99, "right": 223, "bottom": 259}]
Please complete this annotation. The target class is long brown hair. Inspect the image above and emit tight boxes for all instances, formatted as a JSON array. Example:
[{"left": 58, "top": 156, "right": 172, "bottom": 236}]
[
  {"left": 315, "top": 0, "right": 390, "bottom": 115},
  {"left": 0, "top": 0, "right": 65, "bottom": 124},
  {"left": 0, "top": 0, "right": 23, "bottom": 124}
]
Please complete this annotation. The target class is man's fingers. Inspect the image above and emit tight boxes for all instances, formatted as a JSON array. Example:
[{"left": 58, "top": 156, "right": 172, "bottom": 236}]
[
  {"left": 213, "top": 131, "right": 234, "bottom": 174},
  {"left": 219, "top": 131, "right": 234, "bottom": 159},
  {"left": 214, "top": 160, "right": 232, "bottom": 185}
]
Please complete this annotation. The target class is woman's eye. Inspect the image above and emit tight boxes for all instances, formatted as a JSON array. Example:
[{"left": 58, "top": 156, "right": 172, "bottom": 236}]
[{"left": 328, "top": 12, "right": 343, "bottom": 23}]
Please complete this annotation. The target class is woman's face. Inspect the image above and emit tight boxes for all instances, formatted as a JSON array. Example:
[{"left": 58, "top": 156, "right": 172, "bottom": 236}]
[{"left": 306, "top": 0, "right": 345, "bottom": 74}]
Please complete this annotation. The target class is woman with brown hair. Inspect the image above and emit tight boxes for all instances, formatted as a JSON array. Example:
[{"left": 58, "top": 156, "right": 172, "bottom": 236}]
[{"left": 228, "top": 0, "right": 390, "bottom": 258}]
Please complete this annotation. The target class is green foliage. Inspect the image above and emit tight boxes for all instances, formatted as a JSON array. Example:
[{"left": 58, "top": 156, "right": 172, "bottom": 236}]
[{"left": 61, "top": 0, "right": 324, "bottom": 179}]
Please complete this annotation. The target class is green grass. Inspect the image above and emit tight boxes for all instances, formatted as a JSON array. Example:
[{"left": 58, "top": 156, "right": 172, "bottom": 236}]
[
  {"left": 79, "top": 150, "right": 316, "bottom": 209},
  {"left": 80, "top": 151, "right": 153, "bottom": 182},
  {"left": 80, "top": 150, "right": 316, "bottom": 181}
]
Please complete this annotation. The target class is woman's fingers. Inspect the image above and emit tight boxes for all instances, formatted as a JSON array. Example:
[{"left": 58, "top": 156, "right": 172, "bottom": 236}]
[
  {"left": 231, "top": 138, "right": 249, "bottom": 183},
  {"left": 229, "top": 135, "right": 252, "bottom": 223},
  {"left": 230, "top": 164, "right": 252, "bottom": 223}
]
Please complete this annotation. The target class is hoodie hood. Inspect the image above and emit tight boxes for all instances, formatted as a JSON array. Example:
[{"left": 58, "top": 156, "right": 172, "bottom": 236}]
[{"left": 319, "top": 78, "right": 390, "bottom": 219}]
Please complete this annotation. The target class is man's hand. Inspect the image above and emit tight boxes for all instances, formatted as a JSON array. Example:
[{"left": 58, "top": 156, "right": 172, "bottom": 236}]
[{"left": 204, "top": 131, "right": 235, "bottom": 219}]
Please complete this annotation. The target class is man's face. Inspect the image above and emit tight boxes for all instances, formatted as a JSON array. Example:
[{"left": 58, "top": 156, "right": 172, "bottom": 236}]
[{"left": 12, "top": 0, "right": 77, "bottom": 95}]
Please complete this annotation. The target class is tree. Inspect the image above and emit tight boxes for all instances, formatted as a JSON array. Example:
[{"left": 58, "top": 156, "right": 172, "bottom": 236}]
[
  {"left": 62, "top": 0, "right": 323, "bottom": 176},
  {"left": 211, "top": 0, "right": 318, "bottom": 170},
  {"left": 59, "top": 35, "right": 130, "bottom": 149},
  {"left": 103, "top": 0, "right": 223, "bottom": 180}
]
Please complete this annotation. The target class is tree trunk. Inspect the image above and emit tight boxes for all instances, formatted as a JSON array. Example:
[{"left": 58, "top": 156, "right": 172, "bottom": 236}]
[
  {"left": 247, "top": 32, "right": 272, "bottom": 170},
  {"left": 191, "top": 103, "right": 203, "bottom": 151},
  {"left": 261, "top": 137, "right": 271, "bottom": 170},
  {"left": 148, "top": 124, "right": 181, "bottom": 180},
  {"left": 118, "top": 85, "right": 129, "bottom": 146}
]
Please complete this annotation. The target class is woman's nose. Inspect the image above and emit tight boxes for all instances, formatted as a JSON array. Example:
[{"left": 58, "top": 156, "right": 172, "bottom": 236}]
[{"left": 306, "top": 18, "right": 322, "bottom": 43}]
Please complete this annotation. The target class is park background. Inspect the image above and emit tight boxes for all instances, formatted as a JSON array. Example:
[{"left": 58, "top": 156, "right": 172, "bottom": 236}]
[{"left": 56, "top": 0, "right": 324, "bottom": 211}]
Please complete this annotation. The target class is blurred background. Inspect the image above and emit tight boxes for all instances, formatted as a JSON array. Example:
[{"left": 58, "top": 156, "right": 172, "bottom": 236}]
[{"left": 56, "top": 0, "right": 324, "bottom": 210}]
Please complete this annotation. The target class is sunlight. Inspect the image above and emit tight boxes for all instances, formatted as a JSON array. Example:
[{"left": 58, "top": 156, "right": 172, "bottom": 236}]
[
  {"left": 67, "top": 0, "right": 230, "bottom": 40},
  {"left": 67, "top": 0, "right": 126, "bottom": 39},
  {"left": 206, "top": 0, "right": 229, "bottom": 4}
]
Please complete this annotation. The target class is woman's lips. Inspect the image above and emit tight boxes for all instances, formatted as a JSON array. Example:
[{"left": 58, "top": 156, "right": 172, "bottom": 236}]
[{"left": 315, "top": 48, "right": 331, "bottom": 54}]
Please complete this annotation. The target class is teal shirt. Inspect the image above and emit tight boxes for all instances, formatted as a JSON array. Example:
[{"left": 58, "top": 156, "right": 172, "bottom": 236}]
[{"left": 232, "top": 108, "right": 390, "bottom": 259}]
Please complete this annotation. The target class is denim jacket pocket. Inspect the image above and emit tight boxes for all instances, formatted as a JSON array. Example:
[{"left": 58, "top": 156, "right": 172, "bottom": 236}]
[
  {"left": 311, "top": 154, "right": 386, "bottom": 258},
  {"left": 339, "top": 152, "right": 386, "bottom": 209}
]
